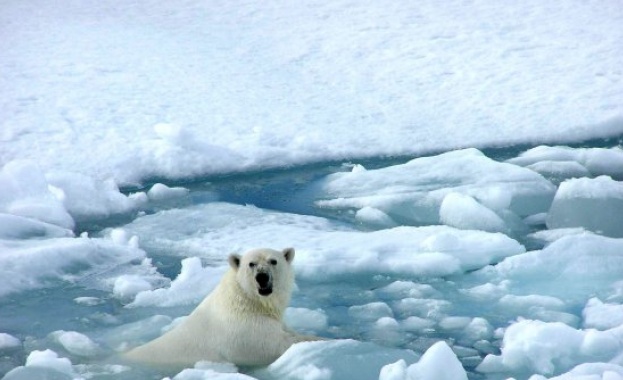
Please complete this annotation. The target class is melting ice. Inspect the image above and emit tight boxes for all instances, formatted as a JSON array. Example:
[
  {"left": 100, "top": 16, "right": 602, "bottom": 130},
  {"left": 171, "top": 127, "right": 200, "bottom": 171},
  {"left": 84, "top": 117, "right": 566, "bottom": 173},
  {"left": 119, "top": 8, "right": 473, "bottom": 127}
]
[{"left": 2, "top": 146, "right": 623, "bottom": 380}]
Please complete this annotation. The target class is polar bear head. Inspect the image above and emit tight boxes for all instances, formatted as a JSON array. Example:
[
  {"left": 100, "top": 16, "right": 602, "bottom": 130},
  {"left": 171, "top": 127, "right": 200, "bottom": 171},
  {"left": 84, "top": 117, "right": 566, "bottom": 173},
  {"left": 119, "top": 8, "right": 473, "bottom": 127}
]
[{"left": 228, "top": 248, "right": 295, "bottom": 306}]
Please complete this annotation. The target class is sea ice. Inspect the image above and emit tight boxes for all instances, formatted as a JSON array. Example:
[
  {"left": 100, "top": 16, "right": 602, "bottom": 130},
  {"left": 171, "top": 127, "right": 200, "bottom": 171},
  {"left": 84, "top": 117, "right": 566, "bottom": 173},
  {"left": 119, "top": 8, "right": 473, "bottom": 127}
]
[
  {"left": 473, "top": 234, "right": 623, "bottom": 302},
  {"left": 0, "top": 235, "right": 149, "bottom": 298},
  {"left": 379, "top": 341, "right": 467, "bottom": 380},
  {"left": 284, "top": 308, "right": 328, "bottom": 335},
  {"left": 118, "top": 202, "right": 525, "bottom": 283},
  {"left": 0, "top": 214, "right": 73, "bottom": 240},
  {"left": 314, "top": 149, "right": 555, "bottom": 231},
  {"left": 477, "top": 319, "right": 623, "bottom": 376},
  {"left": 147, "top": 183, "right": 190, "bottom": 201},
  {"left": 439, "top": 192, "right": 507, "bottom": 233},
  {"left": 0, "top": 160, "right": 74, "bottom": 230},
  {"left": 129, "top": 257, "right": 225, "bottom": 307},
  {"left": 546, "top": 176, "right": 623, "bottom": 237},
  {"left": 532, "top": 363, "right": 623, "bottom": 380},
  {"left": 3, "top": 349, "right": 77, "bottom": 380},
  {"left": 46, "top": 171, "right": 145, "bottom": 223},
  {"left": 48, "top": 331, "right": 100, "bottom": 358},
  {"left": 508, "top": 146, "right": 623, "bottom": 181},
  {"left": 582, "top": 298, "right": 623, "bottom": 330},
  {"left": 0, "top": 334, "right": 20, "bottom": 350},
  {"left": 253, "top": 340, "right": 417, "bottom": 380},
  {"left": 3, "top": 1, "right": 623, "bottom": 185}
]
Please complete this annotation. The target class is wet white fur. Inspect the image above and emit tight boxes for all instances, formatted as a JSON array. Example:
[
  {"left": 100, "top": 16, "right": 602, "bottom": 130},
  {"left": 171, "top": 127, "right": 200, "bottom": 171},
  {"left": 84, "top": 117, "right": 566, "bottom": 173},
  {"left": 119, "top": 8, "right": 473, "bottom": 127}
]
[{"left": 123, "top": 247, "right": 321, "bottom": 368}]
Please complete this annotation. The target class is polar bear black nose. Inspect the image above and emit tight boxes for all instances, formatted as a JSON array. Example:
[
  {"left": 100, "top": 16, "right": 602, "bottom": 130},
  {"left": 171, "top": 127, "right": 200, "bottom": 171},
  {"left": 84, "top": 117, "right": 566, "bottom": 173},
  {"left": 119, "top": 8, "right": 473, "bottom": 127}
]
[{"left": 255, "top": 272, "right": 270, "bottom": 287}]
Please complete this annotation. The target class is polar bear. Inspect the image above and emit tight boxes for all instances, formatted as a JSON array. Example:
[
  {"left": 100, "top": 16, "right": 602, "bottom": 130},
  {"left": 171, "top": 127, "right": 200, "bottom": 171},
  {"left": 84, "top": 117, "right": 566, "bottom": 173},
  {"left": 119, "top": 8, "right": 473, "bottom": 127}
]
[{"left": 123, "top": 247, "right": 322, "bottom": 368}]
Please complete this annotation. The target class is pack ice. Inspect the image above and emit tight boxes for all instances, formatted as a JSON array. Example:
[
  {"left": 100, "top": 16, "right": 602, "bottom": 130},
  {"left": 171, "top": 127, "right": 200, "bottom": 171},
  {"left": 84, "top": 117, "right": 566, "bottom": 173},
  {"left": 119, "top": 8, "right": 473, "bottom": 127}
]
[
  {"left": 313, "top": 148, "right": 556, "bottom": 234},
  {"left": 3, "top": 145, "right": 623, "bottom": 380}
]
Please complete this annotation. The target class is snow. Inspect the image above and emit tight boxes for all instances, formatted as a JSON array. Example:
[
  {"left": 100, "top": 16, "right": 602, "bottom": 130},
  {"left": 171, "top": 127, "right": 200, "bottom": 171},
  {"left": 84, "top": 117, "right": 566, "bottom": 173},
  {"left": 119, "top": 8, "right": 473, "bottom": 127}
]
[
  {"left": 2, "top": 1, "right": 623, "bottom": 186},
  {"left": 1, "top": 0, "right": 623, "bottom": 379}
]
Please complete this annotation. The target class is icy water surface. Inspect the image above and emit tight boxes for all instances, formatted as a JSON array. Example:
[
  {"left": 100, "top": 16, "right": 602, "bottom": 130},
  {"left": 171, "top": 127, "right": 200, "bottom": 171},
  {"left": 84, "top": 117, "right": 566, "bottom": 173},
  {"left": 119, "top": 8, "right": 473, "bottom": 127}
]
[{"left": 2, "top": 139, "right": 623, "bottom": 380}]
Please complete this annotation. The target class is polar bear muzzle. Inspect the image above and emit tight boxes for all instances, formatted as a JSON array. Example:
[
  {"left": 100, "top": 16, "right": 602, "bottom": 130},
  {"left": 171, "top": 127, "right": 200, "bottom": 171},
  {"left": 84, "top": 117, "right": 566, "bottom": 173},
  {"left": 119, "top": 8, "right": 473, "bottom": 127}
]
[{"left": 255, "top": 271, "right": 273, "bottom": 296}]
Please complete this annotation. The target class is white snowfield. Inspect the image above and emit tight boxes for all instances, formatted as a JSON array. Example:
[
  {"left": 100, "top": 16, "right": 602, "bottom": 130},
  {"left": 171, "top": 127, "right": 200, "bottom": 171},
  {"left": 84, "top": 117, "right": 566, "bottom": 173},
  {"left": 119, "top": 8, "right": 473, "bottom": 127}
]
[
  {"left": 1, "top": 0, "right": 623, "bottom": 185},
  {"left": 2, "top": 0, "right": 623, "bottom": 379}
]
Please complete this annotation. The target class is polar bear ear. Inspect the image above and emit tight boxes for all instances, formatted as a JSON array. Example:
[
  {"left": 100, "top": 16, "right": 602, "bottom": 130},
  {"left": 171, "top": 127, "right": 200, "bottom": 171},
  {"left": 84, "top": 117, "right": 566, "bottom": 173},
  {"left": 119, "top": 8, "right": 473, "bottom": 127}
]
[
  {"left": 228, "top": 254, "right": 241, "bottom": 270},
  {"left": 283, "top": 248, "right": 295, "bottom": 264}
]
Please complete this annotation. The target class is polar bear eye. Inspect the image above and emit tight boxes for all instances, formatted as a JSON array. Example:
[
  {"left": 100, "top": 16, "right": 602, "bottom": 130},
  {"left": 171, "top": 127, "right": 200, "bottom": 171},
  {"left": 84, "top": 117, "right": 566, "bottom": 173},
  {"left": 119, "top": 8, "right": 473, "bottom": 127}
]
[
  {"left": 269, "top": 259, "right": 278, "bottom": 266},
  {"left": 249, "top": 262, "right": 256, "bottom": 268}
]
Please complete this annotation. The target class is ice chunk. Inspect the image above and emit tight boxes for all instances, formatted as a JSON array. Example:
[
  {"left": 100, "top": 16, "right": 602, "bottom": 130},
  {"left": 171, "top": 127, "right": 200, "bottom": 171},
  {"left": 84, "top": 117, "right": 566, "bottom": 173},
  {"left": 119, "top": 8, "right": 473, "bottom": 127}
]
[
  {"left": 46, "top": 171, "right": 144, "bottom": 223},
  {"left": 254, "top": 340, "right": 417, "bottom": 380},
  {"left": 147, "top": 183, "right": 190, "bottom": 201},
  {"left": 476, "top": 319, "right": 623, "bottom": 376},
  {"left": 113, "top": 275, "right": 153, "bottom": 301},
  {"left": 26, "top": 349, "right": 74, "bottom": 376},
  {"left": 461, "top": 318, "right": 494, "bottom": 344},
  {"left": 582, "top": 298, "right": 623, "bottom": 330},
  {"left": 379, "top": 359, "right": 408, "bottom": 380},
  {"left": 119, "top": 203, "right": 524, "bottom": 280},
  {"left": 173, "top": 369, "right": 257, "bottom": 379},
  {"left": 108, "top": 228, "right": 140, "bottom": 248},
  {"left": 400, "top": 317, "right": 435, "bottom": 332},
  {"left": 541, "top": 363, "right": 623, "bottom": 380},
  {"left": 438, "top": 317, "right": 472, "bottom": 331},
  {"left": 546, "top": 176, "right": 623, "bottom": 237},
  {"left": 294, "top": 225, "right": 524, "bottom": 279},
  {"left": 439, "top": 192, "right": 507, "bottom": 233},
  {"left": 285, "top": 308, "right": 328, "bottom": 334},
  {"left": 0, "top": 214, "right": 73, "bottom": 239},
  {"left": 525, "top": 161, "right": 590, "bottom": 184},
  {"left": 73, "top": 297, "right": 103, "bottom": 306},
  {"left": 130, "top": 257, "right": 225, "bottom": 307},
  {"left": 379, "top": 341, "right": 468, "bottom": 380},
  {"left": 355, "top": 207, "right": 398, "bottom": 228},
  {"left": 460, "top": 281, "right": 510, "bottom": 301},
  {"left": 0, "top": 160, "right": 74, "bottom": 230},
  {"left": 49, "top": 330, "right": 100, "bottom": 357},
  {"left": 0, "top": 234, "right": 148, "bottom": 298},
  {"left": 315, "top": 149, "right": 556, "bottom": 226},
  {"left": 508, "top": 146, "right": 623, "bottom": 180},
  {"left": 527, "top": 228, "right": 587, "bottom": 246},
  {"left": 375, "top": 281, "right": 439, "bottom": 300},
  {"left": 172, "top": 361, "right": 256, "bottom": 380},
  {"left": 349, "top": 302, "right": 393, "bottom": 322},
  {"left": 0, "top": 333, "right": 20, "bottom": 350},
  {"left": 480, "top": 234, "right": 623, "bottom": 301},
  {"left": 499, "top": 295, "right": 566, "bottom": 311}
]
